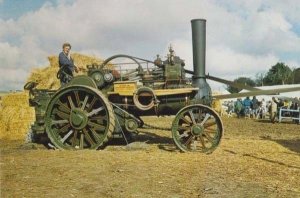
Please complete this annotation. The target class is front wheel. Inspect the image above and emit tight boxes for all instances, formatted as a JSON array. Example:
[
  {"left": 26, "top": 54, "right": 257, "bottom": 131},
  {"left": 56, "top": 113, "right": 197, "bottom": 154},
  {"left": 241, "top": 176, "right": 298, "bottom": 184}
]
[{"left": 172, "top": 104, "right": 223, "bottom": 153}]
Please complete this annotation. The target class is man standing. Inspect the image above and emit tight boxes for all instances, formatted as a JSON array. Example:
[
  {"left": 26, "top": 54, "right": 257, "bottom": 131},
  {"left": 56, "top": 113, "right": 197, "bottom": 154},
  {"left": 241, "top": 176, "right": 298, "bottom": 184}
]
[
  {"left": 270, "top": 97, "right": 278, "bottom": 123},
  {"left": 58, "top": 42, "right": 78, "bottom": 85},
  {"left": 261, "top": 98, "right": 267, "bottom": 119},
  {"left": 234, "top": 98, "right": 243, "bottom": 118},
  {"left": 243, "top": 96, "right": 252, "bottom": 117},
  {"left": 252, "top": 96, "right": 259, "bottom": 118}
]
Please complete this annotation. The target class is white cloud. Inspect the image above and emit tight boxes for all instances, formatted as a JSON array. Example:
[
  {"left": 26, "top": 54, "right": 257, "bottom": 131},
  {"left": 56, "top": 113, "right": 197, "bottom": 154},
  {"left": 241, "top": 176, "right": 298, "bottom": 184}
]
[
  {"left": 0, "top": 0, "right": 299, "bottom": 90},
  {"left": 206, "top": 47, "right": 278, "bottom": 78},
  {"left": 0, "top": 42, "right": 20, "bottom": 67},
  {"left": 0, "top": 67, "right": 28, "bottom": 91},
  {"left": 168, "top": 38, "right": 279, "bottom": 78}
]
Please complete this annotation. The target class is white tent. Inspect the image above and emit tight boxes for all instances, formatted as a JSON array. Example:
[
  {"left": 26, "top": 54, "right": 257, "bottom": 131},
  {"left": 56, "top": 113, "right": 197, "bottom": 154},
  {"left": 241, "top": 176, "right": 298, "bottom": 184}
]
[{"left": 240, "top": 84, "right": 300, "bottom": 102}]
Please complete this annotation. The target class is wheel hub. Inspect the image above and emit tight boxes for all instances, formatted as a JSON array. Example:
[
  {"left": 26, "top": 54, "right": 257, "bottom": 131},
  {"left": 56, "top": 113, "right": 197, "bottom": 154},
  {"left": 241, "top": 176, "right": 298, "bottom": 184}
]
[
  {"left": 70, "top": 108, "right": 88, "bottom": 130},
  {"left": 125, "top": 119, "right": 138, "bottom": 132},
  {"left": 191, "top": 124, "right": 204, "bottom": 136}
]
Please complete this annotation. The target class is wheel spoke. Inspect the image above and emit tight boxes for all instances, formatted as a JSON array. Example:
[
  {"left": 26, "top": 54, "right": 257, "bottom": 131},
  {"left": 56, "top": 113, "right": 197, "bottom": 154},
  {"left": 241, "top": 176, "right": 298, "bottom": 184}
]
[
  {"left": 178, "top": 125, "right": 190, "bottom": 131},
  {"left": 89, "top": 117, "right": 106, "bottom": 125},
  {"left": 203, "top": 131, "right": 214, "bottom": 143},
  {"left": 89, "top": 127, "right": 102, "bottom": 142},
  {"left": 180, "top": 116, "right": 192, "bottom": 125},
  {"left": 188, "top": 110, "right": 196, "bottom": 124},
  {"left": 184, "top": 135, "right": 194, "bottom": 146},
  {"left": 57, "top": 100, "right": 71, "bottom": 113},
  {"left": 61, "top": 130, "right": 73, "bottom": 143},
  {"left": 196, "top": 109, "right": 202, "bottom": 122},
  {"left": 57, "top": 106, "right": 70, "bottom": 115},
  {"left": 59, "top": 123, "right": 71, "bottom": 133},
  {"left": 51, "top": 119, "right": 69, "bottom": 125},
  {"left": 178, "top": 131, "right": 189, "bottom": 138},
  {"left": 191, "top": 140, "right": 197, "bottom": 150},
  {"left": 80, "top": 133, "right": 84, "bottom": 149},
  {"left": 87, "top": 121, "right": 105, "bottom": 131},
  {"left": 203, "top": 121, "right": 216, "bottom": 128},
  {"left": 87, "top": 106, "right": 105, "bottom": 117},
  {"left": 54, "top": 109, "right": 70, "bottom": 120},
  {"left": 75, "top": 91, "right": 81, "bottom": 108},
  {"left": 72, "top": 130, "right": 78, "bottom": 147},
  {"left": 87, "top": 97, "right": 97, "bottom": 111},
  {"left": 200, "top": 113, "right": 210, "bottom": 126},
  {"left": 205, "top": 127, "right": 217, "bottom": 133},
  {"left": 68, "top": 96, "right": 75, "bottom": 109},
  {"left": 81, "top": 95, "right": 89, "bottom": 111},
  {"left": 198, "top": 136, "right": 206, "bottom": 149},
  {"left": 83, "top": 128, "right": 95, "bottom": 146}
]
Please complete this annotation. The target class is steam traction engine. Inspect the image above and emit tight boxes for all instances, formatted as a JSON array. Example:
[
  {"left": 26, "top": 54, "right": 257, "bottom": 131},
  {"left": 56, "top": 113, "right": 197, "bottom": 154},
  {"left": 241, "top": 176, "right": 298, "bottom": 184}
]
[{"left": 25, "top": 19, "right": 223, "bottom": 153}]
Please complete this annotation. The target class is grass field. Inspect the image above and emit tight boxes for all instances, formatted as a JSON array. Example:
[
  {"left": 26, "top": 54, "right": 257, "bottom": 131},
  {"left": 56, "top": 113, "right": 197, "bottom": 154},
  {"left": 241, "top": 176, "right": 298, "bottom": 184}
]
[{"left": 1, "top": 117, "right": 300, "bottom": 197}]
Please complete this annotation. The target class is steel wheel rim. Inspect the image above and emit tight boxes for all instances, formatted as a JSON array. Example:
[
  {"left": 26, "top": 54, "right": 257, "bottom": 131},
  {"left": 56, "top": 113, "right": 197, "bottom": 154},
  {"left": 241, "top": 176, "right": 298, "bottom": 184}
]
[
  {"left": 172, "top": 104, "right": 223, "bottom": 153},
  {"left": 45, "top": 85, "right": 114, "bottom": 150}
]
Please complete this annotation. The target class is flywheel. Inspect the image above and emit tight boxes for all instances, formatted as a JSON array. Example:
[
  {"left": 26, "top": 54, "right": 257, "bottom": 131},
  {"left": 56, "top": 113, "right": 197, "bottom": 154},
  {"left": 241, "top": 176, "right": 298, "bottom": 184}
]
[
  {"left": 172, "top": 104, "right": 223, "bottom": 153},
  {"left": 45, "top": 85, "right": 115, "bottom": 150}
]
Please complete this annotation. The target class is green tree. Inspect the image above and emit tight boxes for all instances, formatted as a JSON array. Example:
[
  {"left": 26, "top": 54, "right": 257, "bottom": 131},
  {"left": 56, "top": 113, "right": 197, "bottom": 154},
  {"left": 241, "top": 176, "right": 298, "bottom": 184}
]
[
  {"left": 226, "top": 77, "right": 256, "bottom": 93},
  {"left": 254, "top": 72, "right": 265, "bottom": 87},
  {"left": 263, "top": 62, "right": 292, "bottom": 85},
  {"left": 292, "top": 68, "right": 300, "bottom": 84}
]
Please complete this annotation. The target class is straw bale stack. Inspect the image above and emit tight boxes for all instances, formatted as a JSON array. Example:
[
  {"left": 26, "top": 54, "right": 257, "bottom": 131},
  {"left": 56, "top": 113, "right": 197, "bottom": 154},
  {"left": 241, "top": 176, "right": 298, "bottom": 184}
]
[
  {"left": 28, "top": 65, "right": 60, "bottom": 90},
  {"left": 212, "top": 99, "right": 223, "bottom": 115},
  {"left": 211, "top": 91, "right": 225, "bottom": 116},
  {"left": 0, "top": 92, "right": 35, "bottom": 140}
]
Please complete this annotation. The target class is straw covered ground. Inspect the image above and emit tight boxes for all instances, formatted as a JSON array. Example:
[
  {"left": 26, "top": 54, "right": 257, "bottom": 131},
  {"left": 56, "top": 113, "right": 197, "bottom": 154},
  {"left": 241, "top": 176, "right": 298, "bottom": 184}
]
[{"left": 1, "top": 117, "right": 299, "bottom": 197}]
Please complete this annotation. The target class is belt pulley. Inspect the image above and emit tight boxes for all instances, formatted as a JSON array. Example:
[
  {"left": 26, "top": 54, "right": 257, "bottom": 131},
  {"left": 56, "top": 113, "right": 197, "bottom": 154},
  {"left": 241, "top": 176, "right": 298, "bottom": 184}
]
[{"left": 133, "top": 87, "right": 159, "bottom": 111}]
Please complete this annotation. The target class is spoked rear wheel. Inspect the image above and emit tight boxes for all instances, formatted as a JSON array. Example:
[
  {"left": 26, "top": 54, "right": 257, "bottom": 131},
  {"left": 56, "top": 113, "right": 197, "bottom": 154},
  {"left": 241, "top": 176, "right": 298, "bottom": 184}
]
[
  {"left": 172, "top": 104, "right": 223, "bottom": 153},
  {"left": 45, "top": 85, "right": 115, "bottom": 150}
]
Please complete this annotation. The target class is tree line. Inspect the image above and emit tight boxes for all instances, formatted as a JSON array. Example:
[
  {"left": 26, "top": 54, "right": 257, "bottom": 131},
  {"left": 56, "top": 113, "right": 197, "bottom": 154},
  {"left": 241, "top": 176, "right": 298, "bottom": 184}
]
[{"left": 227, "top": 62, "right": 300, "bottom": 93}]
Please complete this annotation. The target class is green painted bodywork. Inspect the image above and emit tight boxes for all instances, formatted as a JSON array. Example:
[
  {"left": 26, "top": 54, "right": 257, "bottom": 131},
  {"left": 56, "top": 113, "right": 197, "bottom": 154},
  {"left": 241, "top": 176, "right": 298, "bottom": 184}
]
[{"left": 26, "top": 48, "right": 204, "bottom": 140}]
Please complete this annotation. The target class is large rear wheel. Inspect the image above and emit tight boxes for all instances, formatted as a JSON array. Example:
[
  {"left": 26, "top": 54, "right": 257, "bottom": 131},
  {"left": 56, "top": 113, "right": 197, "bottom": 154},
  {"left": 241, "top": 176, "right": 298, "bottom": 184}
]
[{"left": 45, "top": 85, "right": 115, "bottom": 150}]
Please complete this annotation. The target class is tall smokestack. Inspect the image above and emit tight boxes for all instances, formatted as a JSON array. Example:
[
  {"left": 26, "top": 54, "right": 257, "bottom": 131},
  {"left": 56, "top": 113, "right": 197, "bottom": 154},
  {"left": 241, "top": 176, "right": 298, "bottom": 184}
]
[{"left": 191, "top": 19, "right": 211, "bottom": 103}]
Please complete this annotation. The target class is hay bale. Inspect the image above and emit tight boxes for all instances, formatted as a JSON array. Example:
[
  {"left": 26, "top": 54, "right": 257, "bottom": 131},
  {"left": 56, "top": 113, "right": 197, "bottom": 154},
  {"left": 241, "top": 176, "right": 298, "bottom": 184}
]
[
  {"left": 212, "top": 99, "right": 223, "bottom": 115},
  {"left": 27, "top": 65, "right": 60, "bottom": 90},
  {"left": 0, "top": 92, "right": 35, "bottom": 140},
  {"left": 48, "top": 56, "right": 59, "bottom": 68}
]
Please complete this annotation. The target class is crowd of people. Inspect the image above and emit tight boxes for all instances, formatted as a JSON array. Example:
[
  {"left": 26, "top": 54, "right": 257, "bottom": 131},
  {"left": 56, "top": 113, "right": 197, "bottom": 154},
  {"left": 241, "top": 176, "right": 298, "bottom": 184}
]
[{"left": 224, "top": 96, "right": 300, "bottom": 123}]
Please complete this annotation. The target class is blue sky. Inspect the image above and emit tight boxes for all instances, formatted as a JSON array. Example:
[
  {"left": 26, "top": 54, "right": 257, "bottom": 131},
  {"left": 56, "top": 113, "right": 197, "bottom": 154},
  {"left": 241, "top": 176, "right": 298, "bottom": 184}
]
[
  {"left": 0, "top": 0, "right": 58, "bottom": 20},
  {"left": 291, "top": 23, "right": 300, "bottom": 36},
  {"left": 0, "top": 0, "right": 300, "bottom": 91}
]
